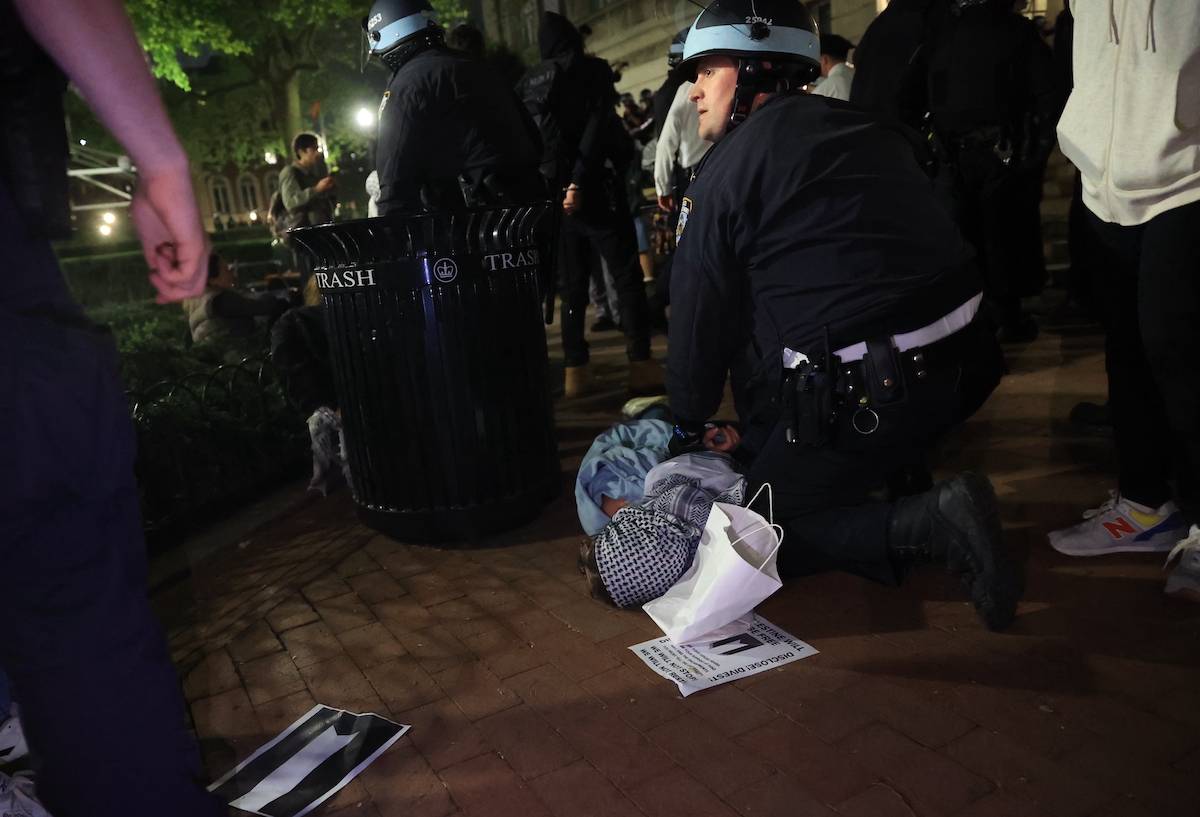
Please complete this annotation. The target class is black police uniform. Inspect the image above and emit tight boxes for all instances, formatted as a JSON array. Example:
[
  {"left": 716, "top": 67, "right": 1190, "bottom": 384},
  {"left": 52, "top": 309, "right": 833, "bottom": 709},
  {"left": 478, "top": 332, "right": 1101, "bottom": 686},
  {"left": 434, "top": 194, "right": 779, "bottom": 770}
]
[
  {"left": 849, "top": 0, "right": 943, "bottom": 127},
  {"left": 375, "top": 46, "right": 544, "bottom": 214},
  {"left": 853, "top": 1, "right": 1057, "bottom": 333},
  {"left": 520, "top": 12, "right": 651, "bottom": 367},
  {"left": 927, "top": 6, "right": 1057, "bottom": 327},
  {"left": 668, "top": 92, "right": 1003, "bottom": 582},
  {"left": 0, "top": 10, "right": 222, "bottom": 817}
]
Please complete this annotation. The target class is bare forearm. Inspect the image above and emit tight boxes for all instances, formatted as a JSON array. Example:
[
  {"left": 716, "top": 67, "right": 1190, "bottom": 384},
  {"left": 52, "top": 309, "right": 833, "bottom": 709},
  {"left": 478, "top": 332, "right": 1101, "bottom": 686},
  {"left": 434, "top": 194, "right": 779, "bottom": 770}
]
[{"left": 12, "top": 0, "right": 188, "bottom": 175}]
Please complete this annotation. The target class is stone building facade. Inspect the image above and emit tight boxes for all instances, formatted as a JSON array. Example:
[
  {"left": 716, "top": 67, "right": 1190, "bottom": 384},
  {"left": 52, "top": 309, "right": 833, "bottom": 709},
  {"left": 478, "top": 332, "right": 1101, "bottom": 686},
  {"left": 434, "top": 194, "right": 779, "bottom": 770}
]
[
  {"left": 478, "top": 0, "right": 1063, "bottom": 97},
  {"left": 196, "top": 163, "right": 281, "bottom": 231}
]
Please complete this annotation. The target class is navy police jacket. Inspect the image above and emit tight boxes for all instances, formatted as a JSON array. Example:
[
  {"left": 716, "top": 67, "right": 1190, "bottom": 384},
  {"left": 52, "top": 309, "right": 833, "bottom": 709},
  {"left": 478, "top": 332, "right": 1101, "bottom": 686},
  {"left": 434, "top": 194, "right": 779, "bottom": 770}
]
[
  {"left": 666, "top": 92, "right": 979, "bottom": 427},
  {"left": 376, "top": 47, "right": 543, "bottom": 214}
]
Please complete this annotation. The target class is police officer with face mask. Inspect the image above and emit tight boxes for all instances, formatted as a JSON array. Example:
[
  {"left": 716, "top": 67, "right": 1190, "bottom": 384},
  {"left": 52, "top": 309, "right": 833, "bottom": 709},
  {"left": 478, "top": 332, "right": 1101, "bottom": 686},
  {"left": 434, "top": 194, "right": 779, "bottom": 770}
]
[
  {"left": 364, "top": 0, "right": 544, "bottom": 214},
  {"left": 667, "top": 0, "right": 1020, "bottom": 631}
]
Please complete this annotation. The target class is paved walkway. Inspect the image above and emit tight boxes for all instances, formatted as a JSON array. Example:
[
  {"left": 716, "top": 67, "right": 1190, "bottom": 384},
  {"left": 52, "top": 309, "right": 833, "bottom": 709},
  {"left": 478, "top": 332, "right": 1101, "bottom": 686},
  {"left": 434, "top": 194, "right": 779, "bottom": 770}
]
[{"left": 159, "top": 309, "right": 1200, "bottom": 817}]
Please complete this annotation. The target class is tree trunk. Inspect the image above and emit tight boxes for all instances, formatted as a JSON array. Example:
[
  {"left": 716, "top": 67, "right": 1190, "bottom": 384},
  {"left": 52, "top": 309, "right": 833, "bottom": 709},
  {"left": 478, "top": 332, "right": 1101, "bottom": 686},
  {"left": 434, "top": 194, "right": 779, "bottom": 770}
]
[{"left": 284, "top": 71, "right": 303, "bottom": 147}]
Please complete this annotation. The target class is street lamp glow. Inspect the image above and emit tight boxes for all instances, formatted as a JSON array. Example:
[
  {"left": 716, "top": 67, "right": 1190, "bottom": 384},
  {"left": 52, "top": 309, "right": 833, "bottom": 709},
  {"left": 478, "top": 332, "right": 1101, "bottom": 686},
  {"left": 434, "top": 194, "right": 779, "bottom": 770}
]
[
  {"left": 355, "top": 107, "right": 375, "bottom": 130},
  {"left": 98, "top": 224, "right": 112, "bottom": 237},
  {"left": 79, "top": 138, "right": 87, "bottom": 146},
  {"left": 102, "top": 211, "right": 116, "bottom": 225},
  {"left": 248, "top": 210, "right": 259, "bottom": 222}
]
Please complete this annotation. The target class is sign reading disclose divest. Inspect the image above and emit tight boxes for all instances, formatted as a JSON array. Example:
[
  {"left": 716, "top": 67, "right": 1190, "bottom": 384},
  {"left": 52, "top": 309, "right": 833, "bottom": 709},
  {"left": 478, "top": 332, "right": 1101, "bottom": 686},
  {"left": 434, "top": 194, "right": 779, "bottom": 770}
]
[
  {"left": 209, "top": 705, "right": 408, "bottom": 817},
  {"left": 630, "top": 615, "right": 818, "bottom": 697}
]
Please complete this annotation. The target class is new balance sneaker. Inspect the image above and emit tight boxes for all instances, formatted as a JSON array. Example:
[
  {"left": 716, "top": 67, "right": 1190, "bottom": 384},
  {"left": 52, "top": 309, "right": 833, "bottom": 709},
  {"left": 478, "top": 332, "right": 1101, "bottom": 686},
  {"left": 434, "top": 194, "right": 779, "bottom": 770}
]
[
  {"left": 0, "top": 707, "right": 26, "bottom": 766},
  {"left": 1165, "top": 525, "right": 1200, "bottom": 602},
  {"left": 1048, "top": 491, "right": 1187, "bottom": 556}
]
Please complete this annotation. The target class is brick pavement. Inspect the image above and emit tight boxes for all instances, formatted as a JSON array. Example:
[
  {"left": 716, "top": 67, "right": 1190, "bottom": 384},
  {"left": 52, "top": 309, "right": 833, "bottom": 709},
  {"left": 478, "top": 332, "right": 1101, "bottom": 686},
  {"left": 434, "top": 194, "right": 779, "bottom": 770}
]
[{"left": 159, "top": 313, "right": 1200, "bottom": 817}]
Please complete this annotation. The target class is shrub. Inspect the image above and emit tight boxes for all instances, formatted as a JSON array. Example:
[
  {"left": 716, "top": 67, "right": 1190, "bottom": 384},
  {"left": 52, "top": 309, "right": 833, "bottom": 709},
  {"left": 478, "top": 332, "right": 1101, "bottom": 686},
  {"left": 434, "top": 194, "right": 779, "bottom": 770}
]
[{"left": 91, "top": 300, "right": 308, "bottom": 544}]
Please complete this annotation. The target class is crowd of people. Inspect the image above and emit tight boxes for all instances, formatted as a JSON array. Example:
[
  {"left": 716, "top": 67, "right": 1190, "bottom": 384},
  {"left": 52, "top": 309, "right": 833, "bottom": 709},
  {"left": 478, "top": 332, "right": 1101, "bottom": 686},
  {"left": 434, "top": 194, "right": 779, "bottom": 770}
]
[{"left": 2, "top": 0, "right": 1198, "bottom": 814}]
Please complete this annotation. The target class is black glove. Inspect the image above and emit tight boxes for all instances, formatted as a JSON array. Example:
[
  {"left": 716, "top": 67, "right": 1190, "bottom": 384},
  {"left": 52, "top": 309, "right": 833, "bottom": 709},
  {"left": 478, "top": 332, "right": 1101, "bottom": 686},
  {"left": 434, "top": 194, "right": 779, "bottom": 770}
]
[
  {"left": 668, "top": 422, "right": 706, "bottom": 458},
  {"left": 667, "top": 420, "right": 737, "bottom": 457}
]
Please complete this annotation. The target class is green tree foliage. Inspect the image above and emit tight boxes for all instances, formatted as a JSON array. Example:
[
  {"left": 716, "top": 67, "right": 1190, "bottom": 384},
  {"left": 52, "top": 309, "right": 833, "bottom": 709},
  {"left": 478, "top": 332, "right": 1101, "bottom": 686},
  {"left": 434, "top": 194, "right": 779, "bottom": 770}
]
[
  {"left": 121, "top": 0, "right": 468, "bottom": 172},
  {"left": 125, "top": 0, "right": 250, "bottom": 91},
  {"left": 431, "top": 0, "right": 469, "bottom": 29}
]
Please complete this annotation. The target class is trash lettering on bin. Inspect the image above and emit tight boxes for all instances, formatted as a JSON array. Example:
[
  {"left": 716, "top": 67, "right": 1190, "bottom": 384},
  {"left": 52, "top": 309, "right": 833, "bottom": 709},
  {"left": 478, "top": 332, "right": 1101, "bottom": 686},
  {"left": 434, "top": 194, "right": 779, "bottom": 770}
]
[
  {"left": 314, "top": 269, "right": 376, "bottom": 289},
  {"left": 482, "top": 248, "right": 540, "bottom": 271}
]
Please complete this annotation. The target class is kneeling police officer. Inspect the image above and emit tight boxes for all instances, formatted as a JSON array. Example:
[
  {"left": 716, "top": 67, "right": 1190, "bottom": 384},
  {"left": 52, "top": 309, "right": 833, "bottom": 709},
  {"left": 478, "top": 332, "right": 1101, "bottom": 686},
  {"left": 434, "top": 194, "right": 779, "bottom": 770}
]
[
  {"left": 364, "top": 0, "right": 544, "bottom": 213},
  {"left": 668, "top": 0, "right": 1020, "bottom": 630}
]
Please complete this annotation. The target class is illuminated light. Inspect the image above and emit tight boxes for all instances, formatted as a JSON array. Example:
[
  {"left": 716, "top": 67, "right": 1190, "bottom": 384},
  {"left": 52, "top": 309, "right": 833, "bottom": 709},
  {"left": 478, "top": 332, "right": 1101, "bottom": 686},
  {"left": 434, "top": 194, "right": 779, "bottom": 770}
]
[
  {"left": 98, "top": 224, "right": 112, "bottom": 236},
  {"left": 248, "top": 210, "right": 259, "bottom": 221},
  {"left": 102, "top": 211, "right": 116, "bottom": 225},
  {"left": 264, "top": 150, "right": 278, "bottom": 165},
  {"left": 79, "top": 138, "right": 87, "bottom": 146},
  {"left": 355, "top": 107, "right": 375, "bottom": 129}
]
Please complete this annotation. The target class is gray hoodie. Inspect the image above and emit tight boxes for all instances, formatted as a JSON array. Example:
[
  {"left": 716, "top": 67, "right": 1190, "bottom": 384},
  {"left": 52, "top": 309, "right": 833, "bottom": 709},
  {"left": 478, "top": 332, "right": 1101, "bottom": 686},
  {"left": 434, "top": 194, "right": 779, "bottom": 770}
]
[{"left": 1057, "top": 0, "right": 1200, "bottom": 225}]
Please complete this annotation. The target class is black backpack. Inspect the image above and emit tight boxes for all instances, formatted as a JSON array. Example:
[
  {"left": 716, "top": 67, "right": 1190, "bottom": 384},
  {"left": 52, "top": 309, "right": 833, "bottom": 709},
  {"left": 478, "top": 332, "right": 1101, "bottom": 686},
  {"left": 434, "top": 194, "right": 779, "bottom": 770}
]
[
  {"left": 268, "top": 189, "right": 289, "bottom": 241},
  {"left": 850, "top": 0, "right": 949, "bottom": 128},
  {"left": 518, "top": 60, "right": 573, "bottom": 186}
]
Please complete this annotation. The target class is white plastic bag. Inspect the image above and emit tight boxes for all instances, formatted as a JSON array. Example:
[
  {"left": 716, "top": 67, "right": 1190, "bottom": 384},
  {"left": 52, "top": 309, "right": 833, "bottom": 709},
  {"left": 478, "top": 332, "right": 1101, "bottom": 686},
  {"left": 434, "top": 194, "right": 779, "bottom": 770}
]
[{"left": 643, "top": 484, "right": 783, "bottom": 645}]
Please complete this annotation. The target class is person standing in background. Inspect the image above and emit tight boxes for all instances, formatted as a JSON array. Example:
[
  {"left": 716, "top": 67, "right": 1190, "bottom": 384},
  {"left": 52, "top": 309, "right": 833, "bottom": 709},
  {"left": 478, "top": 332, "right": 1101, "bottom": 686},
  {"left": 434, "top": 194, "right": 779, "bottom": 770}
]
[
  {"left": 811, "top": 33, "right": 855, "bottom": 101},
  {"left": 1048, "top": 0, "right": 1200, "bottom": 601}
]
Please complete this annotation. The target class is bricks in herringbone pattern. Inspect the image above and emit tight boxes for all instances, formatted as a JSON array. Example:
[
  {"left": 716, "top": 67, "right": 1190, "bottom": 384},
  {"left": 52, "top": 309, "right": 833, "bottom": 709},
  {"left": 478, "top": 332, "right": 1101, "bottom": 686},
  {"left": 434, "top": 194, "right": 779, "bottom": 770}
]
[{"left": 165, "top": 319, "right": 1200, "bottom": 817}]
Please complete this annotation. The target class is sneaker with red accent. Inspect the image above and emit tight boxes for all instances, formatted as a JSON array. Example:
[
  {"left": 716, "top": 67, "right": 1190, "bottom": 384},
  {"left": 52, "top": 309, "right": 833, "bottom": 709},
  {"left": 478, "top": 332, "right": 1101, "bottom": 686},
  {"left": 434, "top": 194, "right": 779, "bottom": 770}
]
[{"left": 1048, "top": 491, "right": 1187, "bottom": 556}]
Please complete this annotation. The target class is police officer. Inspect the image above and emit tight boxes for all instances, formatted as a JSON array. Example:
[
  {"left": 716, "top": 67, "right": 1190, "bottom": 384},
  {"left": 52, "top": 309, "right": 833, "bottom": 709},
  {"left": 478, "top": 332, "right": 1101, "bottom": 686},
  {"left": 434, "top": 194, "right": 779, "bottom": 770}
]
[
  {"left": 930, "top": 0, "right": 1057, "bottom": 342},
  {"left": 519, "top": 11, "right": 657, "bottom": 398},
  {"left": 364, "top": 0, "right": 544, "bottom": 214},
  {"left": 853, "top": 0, "right": 1057, "bottom": 343},
  {"left": 2, "top": 1, "right": 223, "bottom": 815},
  {"left": 667, "top": 0, "right": 1020, "bottom": 630},
  {"left": 848, "top": 0, "right": 939, "bottom": 126}
]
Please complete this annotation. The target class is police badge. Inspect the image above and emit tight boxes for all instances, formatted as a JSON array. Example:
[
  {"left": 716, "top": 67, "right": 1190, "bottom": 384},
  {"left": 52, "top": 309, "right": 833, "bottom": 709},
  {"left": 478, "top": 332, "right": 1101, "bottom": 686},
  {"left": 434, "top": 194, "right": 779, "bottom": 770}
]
[{"left": 677, "top": 196, "right": 692, "bottom": 242}]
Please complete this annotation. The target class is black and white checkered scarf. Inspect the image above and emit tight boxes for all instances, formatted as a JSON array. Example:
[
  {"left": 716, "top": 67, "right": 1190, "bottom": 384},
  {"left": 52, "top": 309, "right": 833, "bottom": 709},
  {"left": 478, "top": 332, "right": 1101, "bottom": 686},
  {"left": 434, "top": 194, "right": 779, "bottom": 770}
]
[{"left": 594, "top": 459, "right": 746, "bottom": 609}]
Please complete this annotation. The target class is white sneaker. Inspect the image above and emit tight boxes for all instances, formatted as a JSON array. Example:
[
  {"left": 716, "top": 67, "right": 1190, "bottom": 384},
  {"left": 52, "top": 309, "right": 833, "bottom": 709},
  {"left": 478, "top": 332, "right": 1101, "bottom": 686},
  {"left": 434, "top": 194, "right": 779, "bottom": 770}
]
[
  {"left": 0, "top": 770, "right": 50, "bottom": 817},
  {"left": 1048, "top": 491, "right": 1187, "bottom": 556},
  {"left": 1165, "top": 525, "right": 1200, "bottom": 601},
  {"left": 0, "top": 707, "right": 26, "bottom": 766}
]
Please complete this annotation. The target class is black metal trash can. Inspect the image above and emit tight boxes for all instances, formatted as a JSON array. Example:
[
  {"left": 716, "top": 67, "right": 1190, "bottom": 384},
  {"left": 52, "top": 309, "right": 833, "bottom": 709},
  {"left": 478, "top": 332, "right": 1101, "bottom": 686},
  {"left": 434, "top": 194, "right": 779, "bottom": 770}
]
[{"left": 289, "top": 203, "right": 560, "bottom": 543}]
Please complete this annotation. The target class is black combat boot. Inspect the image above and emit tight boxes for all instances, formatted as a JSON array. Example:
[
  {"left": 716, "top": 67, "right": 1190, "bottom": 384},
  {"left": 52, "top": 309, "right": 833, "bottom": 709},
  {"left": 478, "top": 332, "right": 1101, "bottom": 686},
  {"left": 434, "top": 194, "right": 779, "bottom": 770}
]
[{"left": 888, "top": 473, "right": 1021, "bottom": 631}]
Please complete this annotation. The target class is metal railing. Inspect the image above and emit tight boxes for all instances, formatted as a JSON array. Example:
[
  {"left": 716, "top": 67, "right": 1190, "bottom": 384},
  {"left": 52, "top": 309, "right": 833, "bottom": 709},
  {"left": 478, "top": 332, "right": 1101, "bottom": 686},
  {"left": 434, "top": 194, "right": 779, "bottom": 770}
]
[{"left": 128, "top": 354, "right": 308, "bottom": 538}]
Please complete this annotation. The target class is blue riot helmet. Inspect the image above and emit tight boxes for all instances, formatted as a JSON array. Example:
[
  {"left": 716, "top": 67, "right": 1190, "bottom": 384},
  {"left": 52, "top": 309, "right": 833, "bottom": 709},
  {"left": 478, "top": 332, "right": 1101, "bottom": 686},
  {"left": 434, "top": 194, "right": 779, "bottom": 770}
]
[
  {"left": 667, "top": 27, "right": 689, "bottom": 68},
  {"left": 363, "top": 0, "right": 442, "bottom": 70},
  {"left": 680, "top": 0, "right": 820, "bottom": 129}
]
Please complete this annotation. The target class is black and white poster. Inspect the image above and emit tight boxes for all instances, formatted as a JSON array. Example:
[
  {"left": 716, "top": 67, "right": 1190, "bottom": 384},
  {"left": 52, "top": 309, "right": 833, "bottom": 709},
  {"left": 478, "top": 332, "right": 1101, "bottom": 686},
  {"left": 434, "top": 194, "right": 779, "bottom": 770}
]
[
  {"left": 209, "top": 705, "right": 408, "bottom": 817},
  {"left": 630, "top": 615, "right": 818, "bottom": 696}
]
